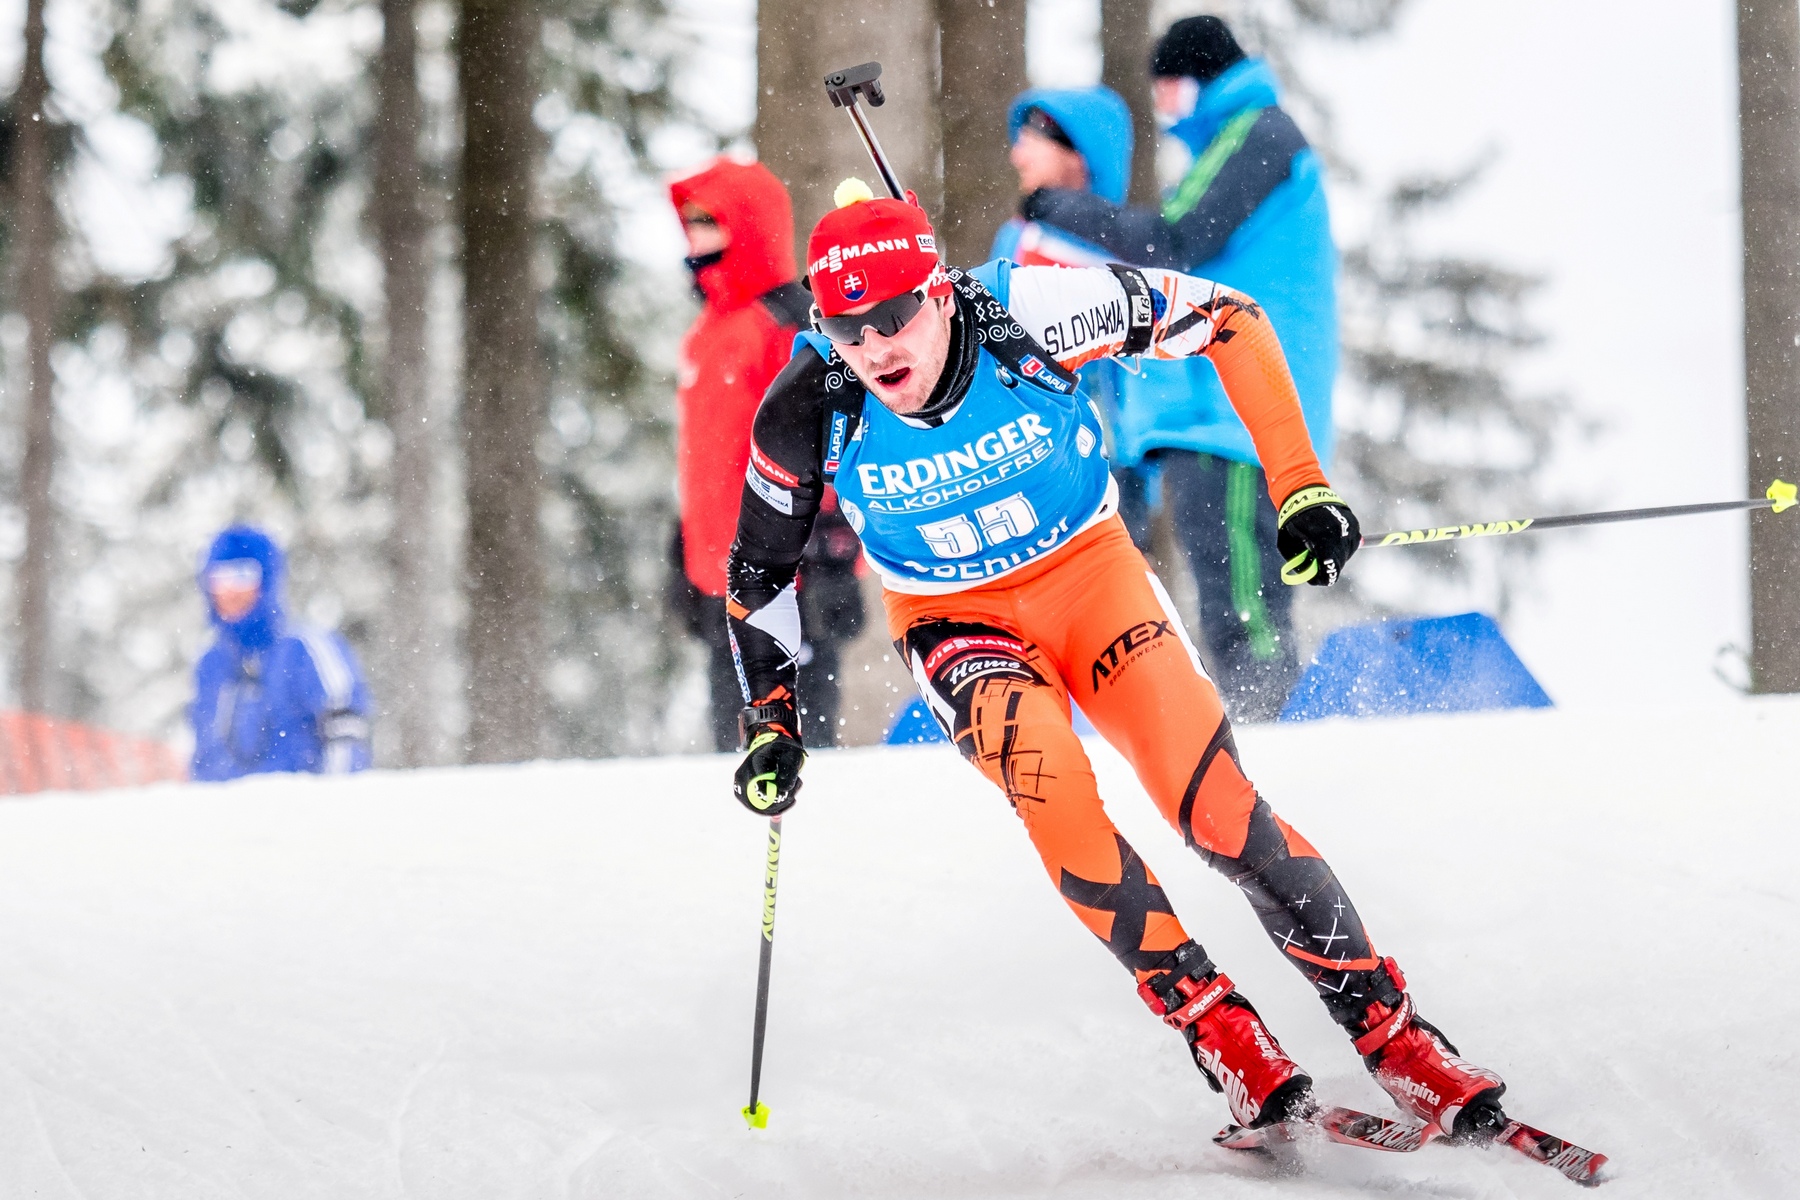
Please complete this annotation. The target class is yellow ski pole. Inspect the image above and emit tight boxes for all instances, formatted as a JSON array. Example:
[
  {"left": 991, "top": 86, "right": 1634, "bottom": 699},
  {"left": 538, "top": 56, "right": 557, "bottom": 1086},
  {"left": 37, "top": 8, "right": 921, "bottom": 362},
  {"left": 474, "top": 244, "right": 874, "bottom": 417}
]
[
  {"left": 742, "top": 815, "right": 782, "bottom": 1129},
  {"left": 1361, "top": 480, "right": 1797, "bottom": 549}
]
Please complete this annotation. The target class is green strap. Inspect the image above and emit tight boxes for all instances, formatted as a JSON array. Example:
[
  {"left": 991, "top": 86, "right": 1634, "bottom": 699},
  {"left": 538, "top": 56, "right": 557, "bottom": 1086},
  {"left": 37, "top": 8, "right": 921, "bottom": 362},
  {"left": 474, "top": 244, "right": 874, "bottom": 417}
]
[
  {"left": 744, "top": 731, "right": 795, "bottom": 811},
  {"left": 1163, "top": 108, "right": 1267, "bottom": 223},
  {"left": 748, "top": 774, "right": 777, "bottom": 809},
  {"left": 1225, "top": 461, "right": 1282, "bottom": 662},
  {"left": 1280, "top": 551, "right": 1318, "bottom": 586}
]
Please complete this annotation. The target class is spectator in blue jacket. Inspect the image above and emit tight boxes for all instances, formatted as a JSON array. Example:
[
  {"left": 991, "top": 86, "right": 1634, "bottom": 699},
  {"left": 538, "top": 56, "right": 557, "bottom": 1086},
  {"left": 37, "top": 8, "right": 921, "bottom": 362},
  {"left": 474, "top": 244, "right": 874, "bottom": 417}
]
[
  {"left": 992, "top": 86, "right": 1167, "bottom": 568},
  {"left": 190, "top": 525, "right": 373, "bottom": 781},
  {"left": 1018, "top": 16, "right": 1337, "bottom": 720},
  {"left": 993, "top": 87, "right": 1181, "bottom": 530},
  {"left": 993, "top": 86, "right": 1134, "bottom": 267},
  {"left": 990, "top": 86, "right": 1135, "bottom": 456}
]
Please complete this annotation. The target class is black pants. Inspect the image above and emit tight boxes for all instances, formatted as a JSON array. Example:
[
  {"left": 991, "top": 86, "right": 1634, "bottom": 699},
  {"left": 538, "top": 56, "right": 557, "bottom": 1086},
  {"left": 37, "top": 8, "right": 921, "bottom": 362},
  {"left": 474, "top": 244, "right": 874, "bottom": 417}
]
[{"left": 1118, "top": 451, "right": 1299, "bottom": 722}]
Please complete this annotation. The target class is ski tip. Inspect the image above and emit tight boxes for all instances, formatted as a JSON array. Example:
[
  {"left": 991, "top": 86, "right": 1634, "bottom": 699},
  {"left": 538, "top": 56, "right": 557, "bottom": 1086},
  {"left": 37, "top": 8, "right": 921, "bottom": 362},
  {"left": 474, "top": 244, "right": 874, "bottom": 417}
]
[
  {"left": 1500, "top": 1118, "right": 1611, "bottom": 1187},
  {"left": 1572, "top": 1151, "right": 1612, "bottom": 1188},
  {"left": 1768, "top": 479, "right": 1797, "bottom": 513},
  {"left": 741, "top": 1101, "right": 770, "bottom": 1130}
]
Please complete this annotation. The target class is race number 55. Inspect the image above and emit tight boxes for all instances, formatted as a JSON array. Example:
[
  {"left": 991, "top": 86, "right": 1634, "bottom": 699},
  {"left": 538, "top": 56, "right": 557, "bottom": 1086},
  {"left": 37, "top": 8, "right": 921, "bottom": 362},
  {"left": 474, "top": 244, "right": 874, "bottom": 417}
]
[{"left": 918, "top": 494, "right": 1039, "bottom": 558}]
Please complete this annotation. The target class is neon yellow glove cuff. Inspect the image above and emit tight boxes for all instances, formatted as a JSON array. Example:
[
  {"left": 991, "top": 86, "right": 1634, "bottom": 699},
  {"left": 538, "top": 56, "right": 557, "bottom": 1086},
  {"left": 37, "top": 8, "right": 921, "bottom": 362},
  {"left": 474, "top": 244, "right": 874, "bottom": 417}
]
[{"left": 1278, "top": 485, "right": 1344, "bottom": 526}]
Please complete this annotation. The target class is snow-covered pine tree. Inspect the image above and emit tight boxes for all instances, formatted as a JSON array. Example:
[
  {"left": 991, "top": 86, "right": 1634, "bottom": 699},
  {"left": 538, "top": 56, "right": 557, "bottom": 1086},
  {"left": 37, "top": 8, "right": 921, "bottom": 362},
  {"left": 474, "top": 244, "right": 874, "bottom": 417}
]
[
  {"left": 20, "top": 0, "right": 696, "bottom": 761},
  {"left": 81, "top": 0, "right": 398, "bottom": 751},
  {"left": 528, "top": 0, "right": 700, "bottom": 758},
  {"left": 0, "top": 0, "right": 388, "bottom": 741}
]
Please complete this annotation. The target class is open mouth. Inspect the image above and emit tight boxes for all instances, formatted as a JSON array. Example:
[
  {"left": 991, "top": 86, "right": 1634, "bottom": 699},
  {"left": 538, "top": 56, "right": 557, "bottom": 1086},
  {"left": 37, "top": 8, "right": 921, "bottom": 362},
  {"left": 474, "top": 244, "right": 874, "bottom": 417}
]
[{"left": 875, "top": 366, "right": 912, "bottom": 389}]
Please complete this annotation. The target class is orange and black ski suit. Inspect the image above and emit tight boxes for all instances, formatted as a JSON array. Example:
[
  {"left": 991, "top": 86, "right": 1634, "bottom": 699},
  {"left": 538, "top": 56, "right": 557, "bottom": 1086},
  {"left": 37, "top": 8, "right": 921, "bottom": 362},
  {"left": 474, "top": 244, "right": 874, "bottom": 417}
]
[{"left": 728, "top": 262, "right": 1385, "bottom": 1029}]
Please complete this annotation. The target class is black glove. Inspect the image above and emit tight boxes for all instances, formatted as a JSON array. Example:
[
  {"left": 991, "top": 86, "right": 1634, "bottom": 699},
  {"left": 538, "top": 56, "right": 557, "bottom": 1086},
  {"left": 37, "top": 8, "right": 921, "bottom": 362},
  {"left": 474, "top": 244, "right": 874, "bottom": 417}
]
[
  {"left": 732, "top": 700, "right": 806, "bottom": 816},
  {"left": 1276, "top": 486, "right": 1360, "bottom": 587}
]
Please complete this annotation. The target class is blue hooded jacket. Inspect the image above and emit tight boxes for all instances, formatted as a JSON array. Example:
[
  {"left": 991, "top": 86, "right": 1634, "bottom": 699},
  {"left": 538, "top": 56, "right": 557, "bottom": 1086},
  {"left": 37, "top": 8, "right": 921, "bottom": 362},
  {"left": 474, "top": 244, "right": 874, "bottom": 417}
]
[
  {"left": 990, "top": 87, "right": 1136, "bottom": 451},
  {"left": 1017, "top": 59, "right": 1338, "bottom": 475},
  {"left": 190, "top": 525, "right": 373, "bottom": 781},
  {"left": 992, "top": 86, "right": 1132, "bottom": 255}
]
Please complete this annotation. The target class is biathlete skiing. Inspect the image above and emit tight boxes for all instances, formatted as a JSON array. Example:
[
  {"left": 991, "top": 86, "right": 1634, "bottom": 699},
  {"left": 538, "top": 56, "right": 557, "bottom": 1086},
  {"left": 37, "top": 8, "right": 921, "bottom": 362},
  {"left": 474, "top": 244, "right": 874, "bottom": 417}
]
[{"left": 724, "top": 168, "right": 1602, "bottom": 1179}]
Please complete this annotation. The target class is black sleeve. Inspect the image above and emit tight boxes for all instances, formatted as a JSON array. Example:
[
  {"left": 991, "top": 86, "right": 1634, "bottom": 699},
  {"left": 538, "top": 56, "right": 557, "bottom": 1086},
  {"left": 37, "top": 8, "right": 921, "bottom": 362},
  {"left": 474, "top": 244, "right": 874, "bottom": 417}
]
[
  {"left": 1021, "top": 108, "right": 1307, "bottom": 271},
  {"left": 726, "top": 345, "right": 830, "bottom": 716},
  {"left": 1022, "top": 189, "right": 1179, "bottom": 268}
]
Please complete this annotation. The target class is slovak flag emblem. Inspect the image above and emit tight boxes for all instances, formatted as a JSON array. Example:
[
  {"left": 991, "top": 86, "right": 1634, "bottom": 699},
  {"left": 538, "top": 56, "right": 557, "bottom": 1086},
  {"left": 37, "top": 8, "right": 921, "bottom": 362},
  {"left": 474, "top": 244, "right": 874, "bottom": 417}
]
[{"left": 840, "top": 271, "right": 868, "bottom": 301}]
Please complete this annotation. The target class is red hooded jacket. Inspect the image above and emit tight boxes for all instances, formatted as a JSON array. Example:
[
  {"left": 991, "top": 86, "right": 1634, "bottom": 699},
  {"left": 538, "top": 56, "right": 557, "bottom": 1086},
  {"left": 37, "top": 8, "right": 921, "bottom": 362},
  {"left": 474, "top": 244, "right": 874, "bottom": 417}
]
[{"left": 669, "top": 158, "right": 810, "bottom": 596}]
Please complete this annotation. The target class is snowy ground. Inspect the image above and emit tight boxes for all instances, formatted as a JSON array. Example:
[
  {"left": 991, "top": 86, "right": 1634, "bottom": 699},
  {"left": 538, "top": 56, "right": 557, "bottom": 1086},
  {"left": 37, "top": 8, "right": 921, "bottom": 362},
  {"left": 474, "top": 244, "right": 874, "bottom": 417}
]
[{"left": 1, "top": 701, "right": 1795, "bottom": 1198}]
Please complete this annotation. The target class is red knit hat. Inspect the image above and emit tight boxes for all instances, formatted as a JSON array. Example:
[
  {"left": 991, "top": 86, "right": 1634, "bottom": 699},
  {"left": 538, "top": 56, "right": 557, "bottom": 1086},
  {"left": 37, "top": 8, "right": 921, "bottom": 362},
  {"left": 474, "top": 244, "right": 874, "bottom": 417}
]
[{"left": 806, "top": 189, "right": 948, "bottom": 317}]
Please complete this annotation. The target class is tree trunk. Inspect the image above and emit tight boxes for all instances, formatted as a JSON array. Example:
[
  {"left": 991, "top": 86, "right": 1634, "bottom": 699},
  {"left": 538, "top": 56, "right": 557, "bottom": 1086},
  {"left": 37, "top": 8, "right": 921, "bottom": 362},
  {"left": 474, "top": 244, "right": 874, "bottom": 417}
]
[
  {"left": 15, "top": 0, "right": 56, "bottom": 715},
  {"left": 754, "top": 0, "right": 941, "bottom": 261},
  {"left": 1737, "top": 0, "right": 1800, "bottom": 693},
  {"left": 934, "top": 0, "right": 1025, "bottom": 264},
  {"left": 1102, "top": 0, "right": 1160, "bottom": 205},
  {"left": 458, "top": 0, "right": 546, "bottom": 761},
  {"left": 377, "top": 0, "right": 437, "bottom": 765}
]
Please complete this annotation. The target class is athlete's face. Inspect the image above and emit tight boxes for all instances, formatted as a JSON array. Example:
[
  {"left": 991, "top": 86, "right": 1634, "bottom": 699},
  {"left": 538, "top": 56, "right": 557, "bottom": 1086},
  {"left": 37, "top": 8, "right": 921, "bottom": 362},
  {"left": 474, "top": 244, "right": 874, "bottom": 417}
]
[{"left": 833, "top": 293, "right": 955, "bottom": 415}]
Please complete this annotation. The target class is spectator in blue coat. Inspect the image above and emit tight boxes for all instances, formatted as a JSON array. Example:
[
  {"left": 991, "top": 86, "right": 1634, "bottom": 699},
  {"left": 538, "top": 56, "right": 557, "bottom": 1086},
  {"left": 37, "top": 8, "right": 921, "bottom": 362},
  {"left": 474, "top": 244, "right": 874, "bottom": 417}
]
[
  {"left": 993, "top": 86, "right": 1135, "bottom": 265},
  {"left": 190, "top": 525, "right": 373, "bottom": 781},
  {"left": 990, "top": 86, "right": 1135, "bottom": 457},
  {"left": 1017, "top": 15, "right": 1337, "bottom": 720}
]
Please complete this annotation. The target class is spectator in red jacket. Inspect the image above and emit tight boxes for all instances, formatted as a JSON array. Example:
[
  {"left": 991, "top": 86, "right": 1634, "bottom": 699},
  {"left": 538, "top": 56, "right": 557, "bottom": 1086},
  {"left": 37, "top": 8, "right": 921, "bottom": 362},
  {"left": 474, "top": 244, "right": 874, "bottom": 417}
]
[{"left": 666, "top": 157, "right": 863, "bottom": 750}]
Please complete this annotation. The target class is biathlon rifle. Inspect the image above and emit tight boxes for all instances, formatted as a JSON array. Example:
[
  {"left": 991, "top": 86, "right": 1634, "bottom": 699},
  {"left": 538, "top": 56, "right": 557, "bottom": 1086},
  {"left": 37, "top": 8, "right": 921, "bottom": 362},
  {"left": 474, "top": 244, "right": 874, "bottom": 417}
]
[
  {"left": 825, "top": 62, "right": 906, "bottom": 200},
  {"left": 1362, "top": 479, "right": 1797, "bottom": 548}
]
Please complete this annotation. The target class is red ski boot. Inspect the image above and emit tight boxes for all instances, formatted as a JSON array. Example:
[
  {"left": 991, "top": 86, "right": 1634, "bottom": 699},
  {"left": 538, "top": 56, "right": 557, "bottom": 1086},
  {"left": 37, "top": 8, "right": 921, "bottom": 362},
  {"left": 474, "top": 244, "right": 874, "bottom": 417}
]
[
  {"left": 1352, "top": 959, "right": 1506, "bottom": 1141},
  {"left": 1140, "top": 944, "right": 1313, "bottom": 1129}
]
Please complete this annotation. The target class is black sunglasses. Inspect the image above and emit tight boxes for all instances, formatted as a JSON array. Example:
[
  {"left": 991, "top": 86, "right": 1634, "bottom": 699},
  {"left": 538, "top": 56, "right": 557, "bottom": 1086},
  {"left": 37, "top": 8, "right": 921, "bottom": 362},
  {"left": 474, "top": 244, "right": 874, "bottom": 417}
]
[{"left": 811, "top": 287, "right": 930, "bottom": 346}]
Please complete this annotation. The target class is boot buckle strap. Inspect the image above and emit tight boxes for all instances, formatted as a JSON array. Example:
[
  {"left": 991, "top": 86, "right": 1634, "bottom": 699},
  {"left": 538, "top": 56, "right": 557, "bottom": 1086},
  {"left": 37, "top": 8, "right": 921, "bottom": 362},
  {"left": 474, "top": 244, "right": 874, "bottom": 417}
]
[
  {"left": 1353, "top": 992, "right": 1415, "bottom": 1057},
  {"left": 1138, "top": 970, "right": 1234, "bottom": 1030}
]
